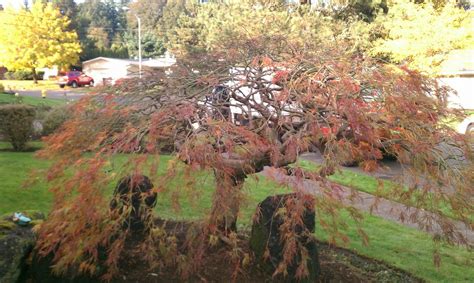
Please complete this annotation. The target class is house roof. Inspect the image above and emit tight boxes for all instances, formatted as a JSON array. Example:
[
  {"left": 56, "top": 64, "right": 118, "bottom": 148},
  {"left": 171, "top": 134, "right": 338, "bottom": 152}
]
[
  {"left": 82, "top": 56, "right": 176, "bottom": 68},
  {"left": 82, "top": 57, "right": 133, "bottom": 65}
]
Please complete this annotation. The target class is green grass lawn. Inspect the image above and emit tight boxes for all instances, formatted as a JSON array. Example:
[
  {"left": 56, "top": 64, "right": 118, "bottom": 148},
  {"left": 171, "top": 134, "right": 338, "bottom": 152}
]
[
  {"left": 0, "top": 142, "right": 472, "bottom": 282},
  {"left": 0, "top": 80, "right": 93, "bottom": 93},
  {"left": 296, "top": 159, "right": 393, "bottom": 194},
  {"left": 440, "top": 109, "right": 474, "bottom": 131},
  {"left": 296, "top": 159, "right": 461, "bottom": 220},
  {"left": 0, "top": 92, "right": 65, "bottom": 107},
  {"left": 0, "top": 80, "right": 63, "bottom": 91}
]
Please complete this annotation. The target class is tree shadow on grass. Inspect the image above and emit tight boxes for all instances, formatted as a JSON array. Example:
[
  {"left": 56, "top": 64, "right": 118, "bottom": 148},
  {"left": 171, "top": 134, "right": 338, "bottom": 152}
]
[{"left": 0, "top": 145, "right": 42, "bottom": 152}]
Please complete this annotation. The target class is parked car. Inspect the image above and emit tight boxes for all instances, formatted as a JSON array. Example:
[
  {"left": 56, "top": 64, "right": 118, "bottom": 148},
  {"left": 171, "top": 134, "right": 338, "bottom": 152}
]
[
  {"left": 457, "top": 114, "right": 474, "bottom": 137},
  {"left": 58, "top": 71, "right": 94, "bottom": 88}
]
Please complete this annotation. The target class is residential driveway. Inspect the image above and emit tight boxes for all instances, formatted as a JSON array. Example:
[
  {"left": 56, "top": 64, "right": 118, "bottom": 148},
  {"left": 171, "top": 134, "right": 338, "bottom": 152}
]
[
  {"left": 300, "top": 151, "right": 403, "bottom": 180},
  {"left": 15, "top": 89, "right": 89, "bottom": 101},
  {"left": 262, "top": 166, "right": 474, "bottom": 246},
  {"left": 301, "top": 142, "right": 471, "bottom": 195}
]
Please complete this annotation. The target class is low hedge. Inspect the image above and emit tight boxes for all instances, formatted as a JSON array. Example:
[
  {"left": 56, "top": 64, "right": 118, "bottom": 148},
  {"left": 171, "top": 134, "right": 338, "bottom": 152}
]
[
  {"left": 41, "top": 105, "right": 71, "bottom": 136},
  {"left": 4, "top": 70, "right": 44, "bottom": 81},
  {"left": 0, "top": 104, "right": 35, "bottom": 151}
]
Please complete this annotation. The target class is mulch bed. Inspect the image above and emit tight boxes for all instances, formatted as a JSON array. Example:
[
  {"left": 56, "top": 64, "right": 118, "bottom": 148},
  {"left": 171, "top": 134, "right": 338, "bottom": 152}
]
[{"left": 21, "top": 218, "right": 423, "bottom": 282}]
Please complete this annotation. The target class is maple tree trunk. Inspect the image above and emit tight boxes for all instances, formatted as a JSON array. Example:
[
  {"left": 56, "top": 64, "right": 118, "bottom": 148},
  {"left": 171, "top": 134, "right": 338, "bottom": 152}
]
[
  {"left": 32, "top": 67, "right": 38, "bottom": 84},
  {"left": 210, "top": 170, "right": 245, "bottom": 233}
]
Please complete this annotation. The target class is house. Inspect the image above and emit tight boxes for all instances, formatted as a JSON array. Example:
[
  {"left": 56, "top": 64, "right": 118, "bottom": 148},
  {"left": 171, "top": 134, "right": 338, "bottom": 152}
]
[
  {"left": 437, "top": 49, "right": 474, "bottom": 135},
  {"left": 82, "top": 55, "right": 176, "bottom": 85},
  {"left": 437, "top": 49, "right": 474, "bottom": 110},
  {"left": 38, "top": 66, "right": 59, "bottom": 80}
]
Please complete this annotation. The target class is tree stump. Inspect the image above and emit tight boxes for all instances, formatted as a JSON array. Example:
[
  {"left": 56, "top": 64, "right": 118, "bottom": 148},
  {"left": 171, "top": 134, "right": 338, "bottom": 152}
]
[
  {"left": 110, "top": 175, "right": 157, "bottom": 232},
  {"left": 250, "top": 193, "right": 319, "bottom": 282}
]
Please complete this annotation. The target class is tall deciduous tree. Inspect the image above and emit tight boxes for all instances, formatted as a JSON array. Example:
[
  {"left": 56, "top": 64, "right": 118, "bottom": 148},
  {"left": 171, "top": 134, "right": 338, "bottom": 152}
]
[
  {"left": 127, "top": 0, "right": 167, "bottom": 30},
  {"left": 0, "top": 2, "right": 81, "bottom": 83},
  {"left": 50, "top": 0, "right": 79, "bottom": 30},
  {"left": 371, "top": 0, "right": 473, "bottom": 75}
]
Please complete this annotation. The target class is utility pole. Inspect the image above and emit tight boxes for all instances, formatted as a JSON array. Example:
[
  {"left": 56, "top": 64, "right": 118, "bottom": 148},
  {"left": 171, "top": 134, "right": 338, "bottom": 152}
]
[
  {"left": 137, "top": 16, "right": 142, "bottom": 79},
  {"left": 122, "top": 7, "right": 142, "bottom": 79}
]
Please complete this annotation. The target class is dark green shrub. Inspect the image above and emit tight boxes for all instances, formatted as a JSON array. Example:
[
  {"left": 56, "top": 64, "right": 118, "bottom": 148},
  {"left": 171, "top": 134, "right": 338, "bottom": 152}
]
[
  {"left": 16, "top": 70, "right": 33, "bottom": 80},
  {"left": 37, "top": 71, "right": 45, "bottom": 80},
  {"left": 0, "top": 83, "right": 4, "bottom": 93},
  {"left": 4, "top": 70, "right": 31, "bottom": 80},
  {"left": 3, "top": 70, "right": 44, "bottom": 81},
  {"left": 41, "top": 105, "right": 71, "bottom": 136},
  {"left": 31, "top": 105, "right": 52, "bottom": 140},
  {"left": 0, "top": 104, "right": 35, "bottom": 151},
  {"left": 3, "top": 72, "right": 14, "bottom": 80}
]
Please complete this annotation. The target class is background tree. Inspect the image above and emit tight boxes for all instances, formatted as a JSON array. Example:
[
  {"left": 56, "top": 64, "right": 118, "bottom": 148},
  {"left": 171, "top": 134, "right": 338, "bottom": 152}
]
[
  {"left": 34, "top": 1, "right": 472, "bottom": 279},
  {"left": 0, "top": 2, "right": 81, "bottom": 83},
  {"left": 415, "top": 0, "right": 472, "bottom": 10},
  {"left": 76, "top": 0, "right": 129, "bottom": 61},
  {"left": 50, "top": 0, "right": 79, "bottom": 31},
  {"left": 127, "top": 0, "right": 167, "bottom": 30},
  {"left": 158, "top": 0, "right": 191, "bottom": 45},
  {"left": 322, "top": 0, "right": 388, "bottom": 21},
  {"left": 38, "top": 0, "right": 79, "bottom": 25},
  {"left": 125, "top": 0, "right": 168, "bottom": 58},
  {"left": 125, "top": 31, "right": 166, "bottom": 58},
  {"left": 77, "top": 0, "right": 126, "bottom": 49},
  {"left": 370, "top": 0, "right": 473, "bottom": 75}
]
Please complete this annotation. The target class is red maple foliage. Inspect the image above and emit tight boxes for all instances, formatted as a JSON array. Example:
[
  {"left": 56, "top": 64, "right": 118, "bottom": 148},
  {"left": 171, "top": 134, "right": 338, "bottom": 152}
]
[{"left": 34, "top": 34, "right": 473, "bottom": 280}]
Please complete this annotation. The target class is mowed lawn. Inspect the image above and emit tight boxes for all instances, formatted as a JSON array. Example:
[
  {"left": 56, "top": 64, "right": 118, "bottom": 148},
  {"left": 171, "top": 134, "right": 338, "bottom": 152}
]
[
  {"left": 0, "top": 92, "right": 65, "bottom": 107},
  {"left": 0, "top": 80, "right": 62, "bottom": 91},
  {"left": 0, "top": 142, "right": 472, "bottom": 282}
]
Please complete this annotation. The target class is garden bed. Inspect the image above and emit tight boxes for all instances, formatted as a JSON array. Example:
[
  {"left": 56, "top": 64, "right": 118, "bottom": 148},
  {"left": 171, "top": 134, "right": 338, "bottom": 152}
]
[{"left": 22, "top": 218, "right": 422, "bottom": 283}]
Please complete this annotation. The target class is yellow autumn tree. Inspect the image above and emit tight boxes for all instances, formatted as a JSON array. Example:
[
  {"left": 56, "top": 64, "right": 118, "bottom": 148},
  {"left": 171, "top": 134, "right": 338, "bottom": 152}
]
[
  {"left": 0, "top": 2, "right": 81, "bottom": 83},
  {"left": 371, "top": 0, "right": 473, "bottom": 75}
]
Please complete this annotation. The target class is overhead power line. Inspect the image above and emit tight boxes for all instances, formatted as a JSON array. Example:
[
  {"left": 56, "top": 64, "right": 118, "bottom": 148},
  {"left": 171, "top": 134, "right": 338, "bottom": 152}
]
[
  {"left": 0, "top": 10, "right": 151, "bottom": 32},
  {"left": 0, "top": 20, "right": 156, "bottom": 33}
]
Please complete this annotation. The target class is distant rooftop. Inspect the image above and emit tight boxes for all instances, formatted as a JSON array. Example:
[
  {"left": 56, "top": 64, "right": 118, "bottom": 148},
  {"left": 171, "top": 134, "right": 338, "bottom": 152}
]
[{"left": 83, "top": 54, "right": 176, "bottom": 68}]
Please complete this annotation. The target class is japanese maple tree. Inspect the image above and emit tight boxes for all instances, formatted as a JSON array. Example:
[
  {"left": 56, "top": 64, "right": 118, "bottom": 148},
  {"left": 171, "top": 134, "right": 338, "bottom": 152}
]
[{"left": 35, "top": 1, "right": 473, "bottom": 280}]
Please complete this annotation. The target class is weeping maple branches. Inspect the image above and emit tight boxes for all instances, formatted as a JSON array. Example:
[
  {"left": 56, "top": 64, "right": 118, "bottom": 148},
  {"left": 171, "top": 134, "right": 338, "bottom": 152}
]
[{"left": 34, "top": 31, "right": 473, "bottom": 279}]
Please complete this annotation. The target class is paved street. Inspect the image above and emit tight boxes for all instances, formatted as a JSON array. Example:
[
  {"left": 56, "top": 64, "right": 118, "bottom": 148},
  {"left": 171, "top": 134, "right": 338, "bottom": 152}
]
[
  {"left": 262, "top": 166, "right": 474, "bottom": 246},
  {"left": 301, "top": 142, "right": 471, "bottom": 195},
  {"left": 300, "top": 151, "right": 403, "bottom": 180}
]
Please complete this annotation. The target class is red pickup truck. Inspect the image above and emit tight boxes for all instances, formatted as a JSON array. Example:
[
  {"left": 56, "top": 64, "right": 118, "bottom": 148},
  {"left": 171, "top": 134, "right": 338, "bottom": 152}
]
[{"left": 58, "top": 71, "right": 94, "bottom": 88}]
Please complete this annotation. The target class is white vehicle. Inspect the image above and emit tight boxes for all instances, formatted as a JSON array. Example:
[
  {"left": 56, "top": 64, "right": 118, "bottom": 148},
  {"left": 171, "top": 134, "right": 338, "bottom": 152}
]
[
  {"left": 195, "top": 67, "right": 299, "bottom": 127},
  {"left": 457, "top": 114, "right": 474, "bottom": 136}
]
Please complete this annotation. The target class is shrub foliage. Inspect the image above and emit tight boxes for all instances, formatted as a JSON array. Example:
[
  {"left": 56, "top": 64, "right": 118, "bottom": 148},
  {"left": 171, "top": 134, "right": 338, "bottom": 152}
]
[
  {"left": 0, "top": 104, "right": 35, "bottom": 151},
  {"left": 4, "top": 70, "right": 44, "bottom": 81},
  {"left": 41, "top": 105, "right": 72, "bottom": 136}
]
